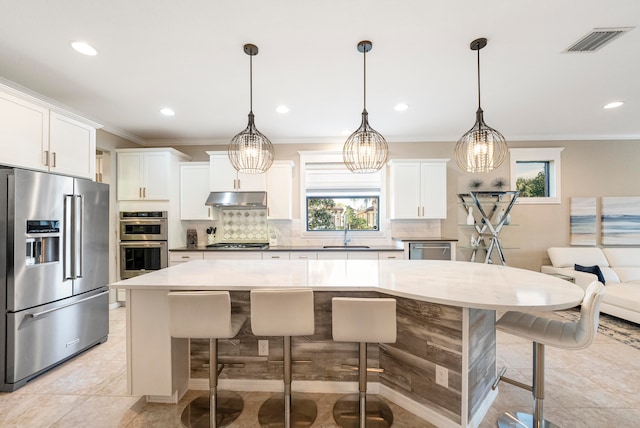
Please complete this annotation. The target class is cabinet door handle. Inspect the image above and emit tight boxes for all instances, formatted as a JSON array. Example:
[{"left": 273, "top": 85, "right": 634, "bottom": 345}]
[
  {"left": 208, "top": 207, "right": 211, "bottom": 217},
  {"left": 417, "top": 206, "right": 420, "bottom": 217},
  {"left": 44, "top": 151, "right": 49, "bottom": 166},
  {"left": 143, "top": 187, "right": 146, "bottom": 198},
  {"left": 298, "top": 256, "right": 308, "bottom": 259},
  {"left": 181, "top": 256, "right": 190, "bottom": 259},
  {"left": 52, "top": 152, "right": 57, "bottom": 167},
  {"left": 422, "top": 206, "right": 425, "bottom": 217},
  {"left": 237, "top": 178, "right": 241, "bottom": 190}
]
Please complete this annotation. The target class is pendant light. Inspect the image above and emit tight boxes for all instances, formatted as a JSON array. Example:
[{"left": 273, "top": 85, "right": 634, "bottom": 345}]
[
  {"left": 343, "top": 40, "right": 388, "bottom": 174},
  {"left": 455, "top": 38, "right": 508, "bottom": 173},
  {"left": 228, "top": 44, "right": 274, "bottom": 174}
]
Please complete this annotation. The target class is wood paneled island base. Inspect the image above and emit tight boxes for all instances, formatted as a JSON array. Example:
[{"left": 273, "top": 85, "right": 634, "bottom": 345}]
[{"left": 114, "top": 259, "right": 583, "bottom": 428}]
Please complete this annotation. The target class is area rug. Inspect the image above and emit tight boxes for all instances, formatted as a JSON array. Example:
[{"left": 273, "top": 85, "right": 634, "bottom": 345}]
[{"left": 555, "top": 308, "right": 640, "bottom": 351}]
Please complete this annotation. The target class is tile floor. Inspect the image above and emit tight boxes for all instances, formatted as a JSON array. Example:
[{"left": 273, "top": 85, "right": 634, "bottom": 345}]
[{"left": 1, "top": 306, "right": 639, "bottom": 427}]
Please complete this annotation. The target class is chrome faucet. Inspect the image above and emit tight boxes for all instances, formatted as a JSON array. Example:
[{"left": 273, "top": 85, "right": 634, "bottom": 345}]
[{"left": 343, "top": 212, "right": 351, "bottom": 246}]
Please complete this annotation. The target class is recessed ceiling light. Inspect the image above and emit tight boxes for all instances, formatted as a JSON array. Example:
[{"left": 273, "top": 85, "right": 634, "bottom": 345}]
[
  {"left": 394, "top": 103, "right": 409, "bottom": 112},
  {"left": 160, "top": 108, "right": 175, "bottom": 116},
  {"left": 604, "top": 101, "right": 623, "bottom": 109},
  {"left": 275, "top": 105, "right": 289, "bottom": 114},
  {"left": 70, "top": 41, "right": 97, "bottom": 56}
]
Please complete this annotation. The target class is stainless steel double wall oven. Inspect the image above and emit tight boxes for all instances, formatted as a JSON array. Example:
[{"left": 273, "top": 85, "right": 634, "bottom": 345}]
[{"left": 119, "top": 211, "right": 168, "bottom": 279}]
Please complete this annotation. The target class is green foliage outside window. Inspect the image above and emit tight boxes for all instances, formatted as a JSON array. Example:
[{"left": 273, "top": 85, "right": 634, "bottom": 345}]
[{"left": 516, "top": 170, "right": 547, "bottom": 197}]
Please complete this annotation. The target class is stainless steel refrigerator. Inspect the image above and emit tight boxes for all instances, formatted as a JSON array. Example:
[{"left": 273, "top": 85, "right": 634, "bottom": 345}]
[{"left": 0, "top": 168, "right": 109, "bottom": 391}]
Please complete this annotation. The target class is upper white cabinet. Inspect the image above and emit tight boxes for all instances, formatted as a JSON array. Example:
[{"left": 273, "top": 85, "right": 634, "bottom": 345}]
[
  {"left": 180, "top": 162, "right": 212, "bottom": 220},
  {"left": 48, "top": 112, "right": 96, "bottom": 179},
  {"left": 266, "top": 160, "right": 294, "bottom": 220},
  {"left": 117, "top": 149, "right": 190, "bottom": 201},
  {"left": 207, "top": 151, "right": 266, "bottom": 192},
  {"left": 389, "top": 159, "right": 448, "bottom": 219},
  {"left": 0, "top": 87, "right": 97, "bottom": 179}
]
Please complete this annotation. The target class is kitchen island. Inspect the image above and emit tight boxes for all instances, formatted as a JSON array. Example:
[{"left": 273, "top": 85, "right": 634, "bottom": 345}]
[{"left": 112, "top": 259, "right": 583, "bottom": 428}]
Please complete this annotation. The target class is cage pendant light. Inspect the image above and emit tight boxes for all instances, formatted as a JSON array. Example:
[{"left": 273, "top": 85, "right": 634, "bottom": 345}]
[
  {"left": 343, "top": 40, "right": 388, "bottom": 174},
  {"left": 228, "top": 44, "right": 274, "bottom": 174},
  {"left": 455, "top": 38, "right": 508, "bottom": 173}
]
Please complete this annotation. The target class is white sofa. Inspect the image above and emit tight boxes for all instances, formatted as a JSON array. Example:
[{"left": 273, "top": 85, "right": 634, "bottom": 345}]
[{"left": 541, "top": 247, "right": 640, "bottom": 324}]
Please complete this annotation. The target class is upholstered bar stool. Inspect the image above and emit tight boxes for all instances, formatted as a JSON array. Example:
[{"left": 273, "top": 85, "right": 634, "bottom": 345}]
[
  {"left": 332, "top": 297, "right": 397, "bottom": 428},
  {"left": 250, "top": 288, "right": 317, "bottom": 428},
  {"left": 168, "top": 291, "right": 247, "bottom": 428},
  {"left": 492, "top": 281, "right": 605, "bottom": 428}
]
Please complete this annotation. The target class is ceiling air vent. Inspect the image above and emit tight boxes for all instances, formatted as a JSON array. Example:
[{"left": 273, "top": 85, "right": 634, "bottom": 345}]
[{"left": 565, "top": 27, "right": 633, "bottom": 52}]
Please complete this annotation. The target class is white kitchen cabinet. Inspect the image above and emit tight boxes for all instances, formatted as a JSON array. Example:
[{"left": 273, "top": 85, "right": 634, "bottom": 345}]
[
  {"left": 203, "top": 251, "right": 263, "bottom": 260},
  {"left": 117, "top": 149, "right": 189, "bottom": 201},
  {"left": 48, "top": 112, "right": 96, "bottom": 179},
  {"left": 207, "top": 151, "right": 266, "bottom": 192},
  {"left": 317, "top": 251, "right": 348, "bottom": 260},
  {"left": 290, "top": 252, "right": 317, "bottom": 260},
  {"left": 169, "top": 251, "right": 204, "bottom": 266},
  {"left": 0, "top": 88, "right": 97, "bottom": 179},
  {"left": 378, "top": 251, "right": 403, "bottom": 260},
  {"left": 0, "top": 90, "right": 49, "bottom": 172},
  {"left": 262, "top": 252, "right": 290, "bottom": 260},
  {"left": 266, "top": 160, "right": 294, "bottom": 220},
  {"left": 180, "top": 162, "right": 212, "bottom": 220},
  {"left": 389, "top": 159, "right": 448, "bottom": 219}
]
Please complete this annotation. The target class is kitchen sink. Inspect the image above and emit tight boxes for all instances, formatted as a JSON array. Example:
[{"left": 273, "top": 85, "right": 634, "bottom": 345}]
[{"left": 322, "top": 245, "right": 370, "bottom": 249}]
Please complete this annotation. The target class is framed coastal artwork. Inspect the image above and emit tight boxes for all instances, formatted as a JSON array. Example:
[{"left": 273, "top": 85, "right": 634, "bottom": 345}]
[
  {"left": 601, "top": 197, "right": 640, "bottom": 245},
  {"left": 570, "top": 197, "right": 597, "bottom": 246}
]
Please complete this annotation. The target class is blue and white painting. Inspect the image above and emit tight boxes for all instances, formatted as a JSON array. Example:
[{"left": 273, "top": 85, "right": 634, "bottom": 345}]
[
  {"left": 602, "top": 197, "right": 640, "bottom": 245},
  {"left": 570, "top": 197, "right": 597, "bottom": 246}
]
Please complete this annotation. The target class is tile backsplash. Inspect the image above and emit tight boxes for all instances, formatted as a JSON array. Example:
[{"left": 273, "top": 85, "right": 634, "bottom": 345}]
[{"left": 220, "top": 209, "right": 268, "bottom": 242}]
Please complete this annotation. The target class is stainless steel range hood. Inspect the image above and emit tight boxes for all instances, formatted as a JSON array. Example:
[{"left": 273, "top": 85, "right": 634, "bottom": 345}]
[{"left": 205, "top": 191, "right": 267, "bottom": 208}]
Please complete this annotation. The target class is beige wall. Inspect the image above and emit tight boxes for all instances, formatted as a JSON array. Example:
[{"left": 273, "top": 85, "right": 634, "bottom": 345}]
[{"left": 164, "top": 139, "right": 640, "bottom": 271}]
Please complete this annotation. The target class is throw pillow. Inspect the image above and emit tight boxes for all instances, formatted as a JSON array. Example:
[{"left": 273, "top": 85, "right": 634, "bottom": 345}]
[{"left": 574, "top": 264, "right": 606, "bottom": 284}]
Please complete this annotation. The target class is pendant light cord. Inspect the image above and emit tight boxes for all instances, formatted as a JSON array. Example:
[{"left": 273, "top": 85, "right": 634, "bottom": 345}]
[
  {"left": 363, "top": 46, "right": 367, "bottom": 111},
  {"left": 476, "top": 47, "right": 481, "bottom": 110},
  {"left": 249, "top": 53, "right": 253, "bottom": 113}
]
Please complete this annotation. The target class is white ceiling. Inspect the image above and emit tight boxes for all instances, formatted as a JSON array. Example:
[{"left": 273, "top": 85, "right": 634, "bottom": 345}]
[{"left": 0, "top": 0, "right": 639, "bottom": 146}]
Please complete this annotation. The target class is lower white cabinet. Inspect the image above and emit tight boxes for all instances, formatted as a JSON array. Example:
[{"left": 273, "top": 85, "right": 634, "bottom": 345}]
[
  {"left": 203, "top": 252, "right": 263, "bottom": 260},
  {"left": 263, "top": 252, "right": 290, "bottom": 260},
  {"left": 378, "top": 251, "right": 403, "bottom": 260},
  {"left": 169, "top": 251, "right": 204, "bottom": 266}
]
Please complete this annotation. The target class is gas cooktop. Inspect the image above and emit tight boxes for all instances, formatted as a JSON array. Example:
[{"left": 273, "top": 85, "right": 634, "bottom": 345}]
[{"left": 205, "top": 243, "right": 269, "bottom": 250}]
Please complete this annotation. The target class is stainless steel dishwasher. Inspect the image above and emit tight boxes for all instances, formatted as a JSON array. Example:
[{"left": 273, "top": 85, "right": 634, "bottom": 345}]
[{"left": 408, "top": 242, "right": 452, "bottom": 260}]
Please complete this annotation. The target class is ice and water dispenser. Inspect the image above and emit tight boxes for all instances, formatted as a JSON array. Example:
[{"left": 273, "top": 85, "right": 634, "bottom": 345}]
[{"left": 25, "top": 220, "right": 60, "bottom": 266}]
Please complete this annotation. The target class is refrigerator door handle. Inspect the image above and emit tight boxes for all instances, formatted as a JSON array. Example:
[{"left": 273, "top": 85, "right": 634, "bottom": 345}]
[
  {"left": 63, "top": 195, "right": 74, "bottom": 280},
  {"left": 24, "top": 291, "right": 109, "bottom": 318},
  {"left": 74, "top": 195, "right": 83, "bottom": 278}
]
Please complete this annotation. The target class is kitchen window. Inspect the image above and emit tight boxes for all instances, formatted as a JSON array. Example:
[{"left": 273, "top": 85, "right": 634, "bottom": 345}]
[
  {"left": 299, "top": 151, "right": 385, "bottom": 236},
  {"left": 509, "top": 147, "right": 564, "bottom": 204}
]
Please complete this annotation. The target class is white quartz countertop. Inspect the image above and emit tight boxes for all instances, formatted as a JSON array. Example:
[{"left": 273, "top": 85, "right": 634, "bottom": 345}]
[{"left": 112, "top": 260, "right": 584, "bottom": 311}]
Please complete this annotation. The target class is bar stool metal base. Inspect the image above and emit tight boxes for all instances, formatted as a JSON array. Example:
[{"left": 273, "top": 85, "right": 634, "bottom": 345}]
[
  {"left": 257, "top": 392, "right": 318, "bottom": 428},
  {"left": 497, "top": 411, "right": 559, "bottom": 428},
  {"left": 332, "top": 393, "right": 393, "bottom": 428},
  {"left": 180, "top": 391, "right": 244, "bottom": 428}
]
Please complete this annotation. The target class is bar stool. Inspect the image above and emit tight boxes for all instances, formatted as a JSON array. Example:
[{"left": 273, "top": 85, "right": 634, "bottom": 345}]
[
  {"left": 332, "top": 297, "right": 397, "bottom": 428},
  {"left": 493, "top": 281, "right": 605, "bottom": 428},
  {"left": 250, "top": 288, "right": 317, "bottom": 428},
  {"left": 168, "top": 291, "right": 247, "bottom": 428}
]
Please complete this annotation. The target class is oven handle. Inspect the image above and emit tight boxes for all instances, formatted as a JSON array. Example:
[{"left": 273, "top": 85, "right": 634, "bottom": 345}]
[{"left": 24, "top": 291, "right": 109, "bottom": 319}]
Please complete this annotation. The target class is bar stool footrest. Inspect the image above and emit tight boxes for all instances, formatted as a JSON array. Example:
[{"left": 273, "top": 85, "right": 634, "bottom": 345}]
[{"left": 181, "top": 391, "right": 244, "bottom": 428}]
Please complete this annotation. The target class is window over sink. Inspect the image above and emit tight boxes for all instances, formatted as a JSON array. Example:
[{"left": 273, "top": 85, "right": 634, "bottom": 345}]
[{"left": 307, "top": 196, "right": 379, "bottom": 231}]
